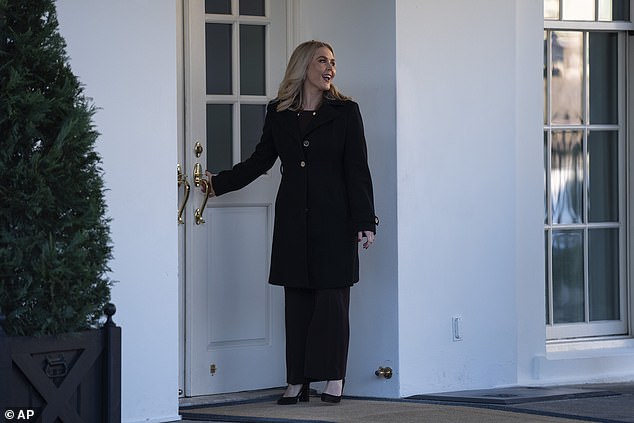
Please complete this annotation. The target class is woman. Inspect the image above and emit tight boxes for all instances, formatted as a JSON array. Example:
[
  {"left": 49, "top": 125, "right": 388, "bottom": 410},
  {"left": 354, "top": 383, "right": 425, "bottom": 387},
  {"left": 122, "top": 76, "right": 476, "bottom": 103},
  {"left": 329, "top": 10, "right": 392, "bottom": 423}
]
[{"left": 205, "top": 40, "right": 377, "bottom": 405}]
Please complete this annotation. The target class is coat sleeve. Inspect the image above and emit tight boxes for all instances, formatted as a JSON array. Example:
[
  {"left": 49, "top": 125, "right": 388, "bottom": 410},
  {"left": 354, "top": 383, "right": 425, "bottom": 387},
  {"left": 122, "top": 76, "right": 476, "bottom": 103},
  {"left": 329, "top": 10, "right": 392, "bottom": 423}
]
[
  {"left": 212, "top": 104, "right": 278, "bottom": 196},
  {"left": 344, "top": 102, "right": 378, "bottom": 233}
]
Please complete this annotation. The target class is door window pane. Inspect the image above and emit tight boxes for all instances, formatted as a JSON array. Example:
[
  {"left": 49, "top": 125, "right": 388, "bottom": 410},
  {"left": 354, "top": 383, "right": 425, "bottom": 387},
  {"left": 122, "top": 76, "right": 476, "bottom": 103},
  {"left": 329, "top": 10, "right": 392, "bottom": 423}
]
[
  {"left": 240, "top": 104, "right": 265, "bottom": 161},
  {"left": 240, "top": 25, "right": 266, "bottom": 95},
  {"left": 551, "top": 32, "right": 583, "bottom": 125},
  {"left": 240, "top": 0, "right": 265, "bottom": 16},
  {"left": 207, "top": 104, "right": 233, "bottom": 172},
  {"left": 588, "top": 131, "right": 618, "bottom": 222},
  {"left": 551, "top": 130, "right": 583, "bottom": 224},
  {"left": 552, "top": 230, "right": 585, "bottom": 323},
  {"left": 206, "top": 23, "right": 233, "bottom": 95},
  {"left": 589, "top": 32, "right": 618, "bottom": 124},
  {"left": 562, "top": 0, "right": 595, "bottom": 20},
  {"left": 206, "top": 0, "right": 231, "bottom": 15},
  {"left": 589, "top": 228, "right": 619, "bottom": 321}
]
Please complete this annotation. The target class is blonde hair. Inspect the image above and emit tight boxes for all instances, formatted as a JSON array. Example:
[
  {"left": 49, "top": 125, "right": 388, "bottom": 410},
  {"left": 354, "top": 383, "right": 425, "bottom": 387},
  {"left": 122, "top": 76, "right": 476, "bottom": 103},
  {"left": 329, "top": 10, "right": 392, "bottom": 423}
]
[{"left": 276, "top": 40, "right": 350, "bottom": 112}]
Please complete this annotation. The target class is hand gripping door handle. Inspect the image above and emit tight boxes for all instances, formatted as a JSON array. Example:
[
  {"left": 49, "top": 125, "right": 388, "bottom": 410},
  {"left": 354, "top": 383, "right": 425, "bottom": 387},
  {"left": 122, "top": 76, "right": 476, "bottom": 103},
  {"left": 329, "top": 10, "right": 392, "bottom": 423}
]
[
  {"left": 193, "top": 162, "right": 209, "bottom": 225},
  {"left": 177, "top": 164, "right": 190, "bottom": 224}
]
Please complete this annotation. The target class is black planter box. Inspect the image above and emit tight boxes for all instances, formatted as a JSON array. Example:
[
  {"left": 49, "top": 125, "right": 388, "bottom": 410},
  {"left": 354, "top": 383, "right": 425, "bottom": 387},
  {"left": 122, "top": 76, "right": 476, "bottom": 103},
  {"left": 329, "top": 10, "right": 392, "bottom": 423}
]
[{"left": 0, "top": 324, "right": 121, "bottom": 423}]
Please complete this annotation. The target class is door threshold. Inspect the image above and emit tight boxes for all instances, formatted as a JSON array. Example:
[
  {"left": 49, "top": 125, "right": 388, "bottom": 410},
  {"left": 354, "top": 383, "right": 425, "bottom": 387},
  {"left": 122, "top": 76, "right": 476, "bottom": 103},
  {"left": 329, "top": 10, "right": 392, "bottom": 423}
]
[{"left": 179, "top": 387, "right": 284, "bottom": 408}]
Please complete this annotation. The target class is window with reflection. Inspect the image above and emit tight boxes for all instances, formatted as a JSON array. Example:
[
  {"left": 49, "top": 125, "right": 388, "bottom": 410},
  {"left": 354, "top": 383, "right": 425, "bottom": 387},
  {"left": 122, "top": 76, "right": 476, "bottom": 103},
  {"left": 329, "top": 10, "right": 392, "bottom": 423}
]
[
  {"left": 545, "top": 0, "right": 630, "bottom": 21},
  {"left": 543, "top": 13, "right": 626, "bottom": 338}
]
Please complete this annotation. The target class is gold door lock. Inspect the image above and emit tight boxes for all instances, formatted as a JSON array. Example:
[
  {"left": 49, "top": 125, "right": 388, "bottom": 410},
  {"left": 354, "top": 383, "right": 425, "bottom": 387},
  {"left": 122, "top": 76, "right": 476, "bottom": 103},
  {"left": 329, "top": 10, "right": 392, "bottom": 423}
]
[
  {"left": 193, "top": 162, "right": 210, "bottom": 225},
  {"left": 375, "top": 366, "right": 393, "bottom": 379},
  {"left": 194, "top": 141, "right": 203, "bottom": 158}
]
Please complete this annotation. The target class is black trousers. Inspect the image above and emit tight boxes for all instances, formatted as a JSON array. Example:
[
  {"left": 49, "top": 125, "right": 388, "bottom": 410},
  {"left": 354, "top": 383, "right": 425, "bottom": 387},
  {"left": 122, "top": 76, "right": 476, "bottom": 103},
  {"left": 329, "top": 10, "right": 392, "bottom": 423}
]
[{"left": 284, "top": 287, "right": 350, "bottom": 384}]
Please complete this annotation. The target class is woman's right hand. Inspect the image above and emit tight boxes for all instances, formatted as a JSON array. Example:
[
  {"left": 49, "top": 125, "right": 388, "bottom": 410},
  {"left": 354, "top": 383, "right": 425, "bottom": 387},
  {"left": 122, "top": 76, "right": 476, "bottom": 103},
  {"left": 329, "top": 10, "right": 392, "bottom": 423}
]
[{"left": 204, "top": 170, "right": 216, "bottom": 197}]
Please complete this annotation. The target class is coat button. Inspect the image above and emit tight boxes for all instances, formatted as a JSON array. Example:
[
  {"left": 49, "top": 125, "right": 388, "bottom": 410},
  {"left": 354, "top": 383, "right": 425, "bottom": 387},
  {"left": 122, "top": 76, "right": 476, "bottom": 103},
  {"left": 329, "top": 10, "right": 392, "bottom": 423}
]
[
  {"left": 303, "top": 140, "right": 310, "bottom": 147},
  {"left": 300, "top": 160, "right": 306, "bottom": 167}
]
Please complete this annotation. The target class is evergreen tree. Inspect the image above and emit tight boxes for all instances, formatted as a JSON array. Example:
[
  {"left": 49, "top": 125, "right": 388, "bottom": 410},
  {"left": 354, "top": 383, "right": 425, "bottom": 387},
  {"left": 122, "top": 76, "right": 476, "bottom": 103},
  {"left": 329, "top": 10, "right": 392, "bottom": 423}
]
[{"left": 0, "top": 0, "right": 112, "bottom": 336}]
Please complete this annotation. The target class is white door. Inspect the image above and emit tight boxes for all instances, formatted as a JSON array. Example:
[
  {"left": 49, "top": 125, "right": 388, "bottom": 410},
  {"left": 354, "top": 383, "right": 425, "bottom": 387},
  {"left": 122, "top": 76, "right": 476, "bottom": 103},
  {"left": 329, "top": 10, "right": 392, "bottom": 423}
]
[{"left": 180, "top": 0, "right": 288, "bottom": 396}]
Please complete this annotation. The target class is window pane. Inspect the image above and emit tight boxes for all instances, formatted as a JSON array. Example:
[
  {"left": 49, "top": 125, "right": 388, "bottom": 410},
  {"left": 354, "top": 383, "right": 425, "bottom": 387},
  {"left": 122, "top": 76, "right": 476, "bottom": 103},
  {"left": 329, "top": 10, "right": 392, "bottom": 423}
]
[
  {"left": 206, "top": 0, "right": 231, "bottom": 14},
  {"left": 544, "top": 131, "right": 548, "bottom": 224},
  {"left": 551, "top": 130, "right": 583, "bottom": 224},
  {"left": 545, "top": 0, "right": 560, "bottom": 19},
  {"left": 599, "top": 0, "right": 630, "bottom": 20},
  {"left": 240, "top": 0, "right": 265, "bottom": 16},
  {"left": 551, "top": 32, "right": 583, "bottom": 125},
  {"left": 598, "top": 0, "right": 613, "bottom": 20},
  {"left": 588, "top": 228, "right": 619, "bottom": 321},
  {"left": 562, "top": 0, "right": 595, "bottom": 20},
  {"left": 240, "top": 25, "right": 266, "bottom": 96},
  {"left": 613, "top": 0, "right": 629, "bottom": 20},
  {"left": 207, "top": 104, "right": 233, "bottom": 172},
  {"left": 589, "top": 32, "right": 618, "bottom": 124},
  {"left": 206, "top": 23, "right": 232, "bottom": 95},
  {"left": 543, "top": 31, "right": 548, "bottom": 124},
  {"left": 545, "top": 231, "right": 551, "bottom": 324},
  {"left": 240, "top": 104, "right": 266, "bottom": 161},
  {"left": 552, "top": 230, "right": 585, "bottom": 323},
  {"left": 588, "top": 131, "right": 618, "bottom": 222},
  {"left": 551, "top": 0, "right": 629, "bottom": 21}
]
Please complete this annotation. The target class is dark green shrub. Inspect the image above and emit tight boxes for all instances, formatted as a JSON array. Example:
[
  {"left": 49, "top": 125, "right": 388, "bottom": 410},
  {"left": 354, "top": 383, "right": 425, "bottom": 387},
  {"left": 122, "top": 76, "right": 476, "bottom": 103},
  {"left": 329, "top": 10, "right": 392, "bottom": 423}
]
[{"left": 0, "top": 0, "right": 112, "bottom": 336}]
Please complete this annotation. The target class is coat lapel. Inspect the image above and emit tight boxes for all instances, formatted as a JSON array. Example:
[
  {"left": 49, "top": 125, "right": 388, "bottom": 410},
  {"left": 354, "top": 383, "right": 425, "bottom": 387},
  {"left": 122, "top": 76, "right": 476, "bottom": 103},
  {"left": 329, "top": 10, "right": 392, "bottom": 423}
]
[
  {"left": 277, "top": 108, "right": 300, "bottom": 138},
  {"left": 273, "top": 99, "right": 346, "bottom": 141},
  {"left": 302, "top": 100, "right": 344, "bottom": 137}
]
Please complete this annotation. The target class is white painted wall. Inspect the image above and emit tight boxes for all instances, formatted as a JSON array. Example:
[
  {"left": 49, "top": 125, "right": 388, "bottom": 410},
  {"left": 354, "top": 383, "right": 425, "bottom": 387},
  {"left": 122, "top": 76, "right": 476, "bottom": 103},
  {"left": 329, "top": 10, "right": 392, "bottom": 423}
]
[
  {"left": 56, "top": 1, "right": 180, "bottom": 422},
  {"left": 295, "top": 0, "right": 400, "bottom": 397},
  {"left": 514, "top": 0, "right": 549, "bottom": 385},
  {"left": 396, "top": 0, "right": 526, "bottom": 395}
]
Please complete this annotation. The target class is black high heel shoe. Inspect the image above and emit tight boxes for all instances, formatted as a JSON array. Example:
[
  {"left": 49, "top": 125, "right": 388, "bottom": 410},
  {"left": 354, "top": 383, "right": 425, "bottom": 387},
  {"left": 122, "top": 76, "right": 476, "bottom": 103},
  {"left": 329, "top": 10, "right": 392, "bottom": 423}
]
[
  {"left": 277, "top": 383, "right": 310, "bottom": 405},
  {"left": 321, "top": 379, "right": 345, "bottom": 404}
]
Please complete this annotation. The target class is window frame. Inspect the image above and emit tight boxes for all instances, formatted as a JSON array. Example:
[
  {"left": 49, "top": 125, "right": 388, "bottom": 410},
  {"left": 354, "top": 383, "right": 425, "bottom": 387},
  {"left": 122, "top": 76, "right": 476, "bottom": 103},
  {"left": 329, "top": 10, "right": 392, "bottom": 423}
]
[
  {"left": 543, "top": 19, "right": 632, "bottom": 340},
  {"left": 628, "top": 30, "right": 634, "bottom": 342}
]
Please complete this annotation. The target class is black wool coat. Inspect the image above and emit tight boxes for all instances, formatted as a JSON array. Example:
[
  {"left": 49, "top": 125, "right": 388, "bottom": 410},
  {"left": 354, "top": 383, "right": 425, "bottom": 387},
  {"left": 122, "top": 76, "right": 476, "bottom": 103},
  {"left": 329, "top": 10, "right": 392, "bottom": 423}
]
[{"left": 212, "top": 99, "right": 377, "bottom": 289}]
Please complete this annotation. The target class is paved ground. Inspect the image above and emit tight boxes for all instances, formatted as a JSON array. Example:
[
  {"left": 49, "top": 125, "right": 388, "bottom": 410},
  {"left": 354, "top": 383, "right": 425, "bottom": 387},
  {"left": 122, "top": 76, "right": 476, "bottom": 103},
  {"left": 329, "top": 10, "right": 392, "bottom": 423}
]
[{"left": 175, "top": 382, "right": 634, "bottom": 423}]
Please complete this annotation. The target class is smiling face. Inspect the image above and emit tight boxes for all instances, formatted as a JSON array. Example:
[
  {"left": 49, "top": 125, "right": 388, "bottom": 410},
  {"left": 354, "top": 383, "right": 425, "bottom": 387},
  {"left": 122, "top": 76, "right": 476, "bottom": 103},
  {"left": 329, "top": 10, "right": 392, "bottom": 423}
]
[{"left": 304, "top": 46, "right": 336, "bottom": 95}]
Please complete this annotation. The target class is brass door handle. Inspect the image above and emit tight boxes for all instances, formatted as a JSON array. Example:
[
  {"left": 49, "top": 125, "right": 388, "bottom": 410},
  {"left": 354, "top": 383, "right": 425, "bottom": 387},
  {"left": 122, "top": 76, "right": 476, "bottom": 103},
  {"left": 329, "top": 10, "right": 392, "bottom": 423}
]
[
  {"left": 177, "top": 164, "right": 190, "bottom": 224},
  {"left": 193, "top": 163, "right": 209, "bottom": 225}
]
